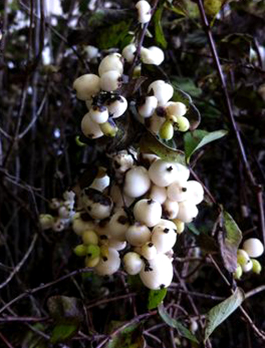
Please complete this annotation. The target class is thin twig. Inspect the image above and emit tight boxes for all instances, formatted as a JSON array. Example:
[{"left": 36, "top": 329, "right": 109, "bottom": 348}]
[{"left": 0, "top": 233, "right": 38, "bottom": 290}]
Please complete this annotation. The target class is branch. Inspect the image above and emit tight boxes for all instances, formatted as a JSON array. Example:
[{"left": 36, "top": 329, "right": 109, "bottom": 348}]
[{"left": 196, "top": 0, "right": 265, "bottom": 245}]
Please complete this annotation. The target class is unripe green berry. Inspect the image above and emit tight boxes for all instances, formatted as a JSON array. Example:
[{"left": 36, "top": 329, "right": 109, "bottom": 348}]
[
  {"left": 87, "top": 244, "right": 101, "bottom": 259},
  {"left": 237, "top": 249, "right": 251, "bottom": 266},
  {"left": 85, "top": 255, "right": 100, "bottom": 268},
  {"left": 39, "top": 214, "right": 54, "bottom": 230},
  {"left": 159, "top": 120, "right": 174, "bottom": 140},
  {"left": 100, "top": 120, "right": 118, "bottom": 137},
  {"left": 75, "top": 136, "right": 86, "bottom": 147},
  {"left": 82, "top": 230, "right": 99, "bottom": 245},
  {"left": 74, "top": 244, "right": 88, "bottom": 257},
  {"left": 251, "top": 259, "right": 262, "bottom": 274},
  {"left": 233, "top": 264, "right": 243, "bottom": 280},
  {"left": 176, "top": 116, "right": 190, "bottom": 132}
]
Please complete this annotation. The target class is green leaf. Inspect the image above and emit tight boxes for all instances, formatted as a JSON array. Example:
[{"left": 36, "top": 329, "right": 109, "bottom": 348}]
[
  {"left": 184, "top": 129, "right": 227, "bottom": 163},
  {"left": 173, "top": 77, "right": 202, "bottom": 98},
  {"left": 148, "top": 288, "right": 167, "bottom": 310},
  {"left": 158, "top": 304, "right": 198, "bottom": 343},
  {"left": 218, "top": 211, "right": 243, "bottom": 273},
  {"left": 204, "top": 287, "right": 245, "bottom": 341},
  {"left": 107, "top": 322, "right": 145, "bottom": 348},
  {"left": 97, "top": 20, "right": 132, "bottom": 49},
  {"left": 50, "top": 324, "right": 78, "bottom": 344},
  {"left": 153, "top": 4, "right": 167, "bottom": 49},
  {"left": 140, "top": 132, "right": 186, "bottom": 165}
]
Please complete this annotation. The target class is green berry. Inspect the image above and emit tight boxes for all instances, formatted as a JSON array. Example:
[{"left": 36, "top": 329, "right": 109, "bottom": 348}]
[
  {"left": 233, "top": 264, "right": 243, "bottom": 280},
  {"left": 87, "top": 245, "right": 101, "bottom": 259},
  {"left": 159, "top": 120, "right": 174, "bottom": 140},
  {"left": 251, "top": 259, "right": 262, "bottom": 274},
  {"left": 100, "top": 120, "right": 118, "bottom": 137},
  {"left": 176, "top": 116, "right": 190, "bottom": 132},
  {"left": 74, "top": 244, "right": 88, "bottom": 257}
]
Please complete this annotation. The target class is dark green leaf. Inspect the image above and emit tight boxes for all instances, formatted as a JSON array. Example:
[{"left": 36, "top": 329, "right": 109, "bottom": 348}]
[
  {"left": 148, "top": 288, "right": 167, "bottom": 310},
  {"left": 153, "top": 4, "right": 167, "bottom": 49},
  {"left": 218, "top": 211, "right": 243, "bottom": 273},
  {"left": 140, "top": 132, "right": 186, "bottom": 165},
  {"left": 184, "top": 129, "right": 227, "bottom": 163},
  {"left": 172, "top": 77, "right": 202, "bottom": 98},
  {"left": 204, "top": 288, "right": 245, "bottom": 341},
  {"left": 158, "top": 304, "right": 198, "bottom": 343},
  {"left": 97, "top": 20, "right": 132, "bottom": 49},
  {"left": 50, "top": 324, "right": 78, "bottom": 344}
]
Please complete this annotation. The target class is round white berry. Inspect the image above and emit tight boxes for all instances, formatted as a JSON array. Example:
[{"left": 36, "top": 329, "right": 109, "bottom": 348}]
[
  {"left": 177, "top": 201, "right": 199, "bottom": 223},
  {"left": 162, "top": 199, "right": 179, "bottom": 219},
  {"left": 140, "top": 242, "right": 158, "bottom": 260},
  {"left": 166, "top": 101, "right": 187, "bottom": 117},
  {"left": 167, "top": 182, "right": 189, "bottom": 202},
  {"left": 81, "top": 113, "right": 104, "bottom": 139},
  {"left": 185, "top": 180, "right": 204, "bottom": 205},
  {"left": 95, "top": 248, "right": 121, "bottom": 276},
  {"left": 242, "top": 259, "right": 253, "bottom": 273},
  {"left": 242, "top": 238, "right": 264, "bottom": 258},
  {"left": 122, "top": 43, "right": 137, "bottom": 63},
  {"left": 133, "top": 199, "right": 162, "bottom": 227},
  {"left": 125, "top": 223, "right": 151, "bottom": 247},
  {"left": 108, "top": 239, "right": 127, "bottom": 251},
  {"left": 140, "top": 253, "right": 173, "bottom": 289},
  {"left": 81, "top": 188, "right": 113, "bottom": 220},
  {"left": 100, "top": 70, "right": 122, "bottom": 92},
  {"left": 106, "top": 95, "right": 128, "bottom": 118},
  {"left": 73, "top": 74, "right": 100, "bottom": 100},
  {"left": 148, "top": 160, "right": 178, "bottom": 187},
  {"left": 138, "top": 96, "right": 158, "bottom": 118},
  {"left": 98, "top": 53, "right": 124, "bottom": 76},
  {"left": 141, "top": 46, "right": 164, "bottom": 66},
  {"left": 149, "top": 185, "right": 167, "bottom": 204},
  {"left": 148, "top": 80, "right": 174, "bottom": 106},
  {"left": 151, "top": 223, "right": 177, "bottom": 253},
  {"left": 108, "top": 208, "right": 129, "bottom": 240},
  {"left": 135, "top": 0, "right": 151, "bottom": 24},
  {"left": 172, "top": 163, "right": 190, "bottom": 185},
  {"left": 123, "top": 252, "right": 144, "bottom": 275},
  {"left": 88, "top": 105, "right": 109, "bottom": 124},
  {"left": 124, "top": 166, "right": 151, "bottom": 198}
]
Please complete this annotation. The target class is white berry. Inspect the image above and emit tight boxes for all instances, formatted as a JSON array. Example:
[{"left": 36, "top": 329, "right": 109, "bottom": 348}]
[
  {"left": 95, "top": 248, "right": 121, "bottom": 276},
  {"left": 148, "top": 80, "right": 174, "bottom": 106},
  {"left": 177, "top": 201, "right": 199, "bottom": 223},
  {"left": 138, "top": 96, "right": 158, "bottom": 118},
  {"left": 73, "top": 74, "right": 100, "bottom": 100},
  {"left": 81, "top": 113, "right": 103, "bottom": 139},
  {"left": 243, "top": 238, "right": 264, "bottom": 258},
  {"left": 98, "top": 53, "right": 124, "bottom": 76},
  {"left": 123, "top": 252, "right": 144, "bottom": 275},
  {"left": 126, "top": 223, "right": 151, "bottom": 246},
  {"left": 135, "top": 0, "right": 151, "bottom": 24},
  {"left": 148, "top": 160, "right": 178, "bottom": 187},
  {"left": 122, "top": 43, "right": 137, "bottom": 63},
  {"left": 124, "top": 166, "right": 151, "bottom": 198},
  {"left": 133, "top": 199, "right": 162, "bottom": 227}
]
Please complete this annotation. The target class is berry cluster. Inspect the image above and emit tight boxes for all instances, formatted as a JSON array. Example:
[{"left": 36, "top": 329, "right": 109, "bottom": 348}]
[
  {"left": 235, "top": 238, "right": 264, "bottom": 279},
  {"left": 39, "top": 191, "right": 75, "bottom": 232},
  {"left": 71, "top": 150, "right": 204, "bottom": 289},
  {"left": 137, "top": 80, "right": 190, "bottom": 140}
]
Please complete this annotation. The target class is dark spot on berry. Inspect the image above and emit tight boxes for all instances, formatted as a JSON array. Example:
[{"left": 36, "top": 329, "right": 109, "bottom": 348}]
[
  {"left": 160, "top": 284, "right": 165, "bottom": 289},
  {"left": 80, "top": 213, "right": 93, "bottom": 221},
  {"left": 156, "top": 106, "right": 166, "bottom": 117},
  {"left": 163, "top": 228, "right": 169, "bottom": 233},
  {"left": 118, "top": 215, "right": 129, "bottom": 225},
  {"left": 148, "top": 242, "right": 153, "bottom": 247},
  {"left": 84, "top": 188, "right": 112, "bottom": 206},
  {"left": 147, "top": 199, "right": 153, "bottom": 205},
  {"left": 103, "top": 257, "right": 108, "bottom": 262},
  {"left": 174, "top": 229, "right": 177, "bottom": 233},
  {"left": 182, "top": 187, "right": 187, "bottom": 192},
  {"left": 167, "top": 166, "right": 173, "bottom": 172},
  {"left": 87, "top": 253, "right": 92, "bottom": 257}
]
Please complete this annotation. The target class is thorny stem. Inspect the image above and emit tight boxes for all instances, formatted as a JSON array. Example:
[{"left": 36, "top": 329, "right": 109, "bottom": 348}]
[{"left": 196, "top": 0, "right": 265, "bottom": 245}]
